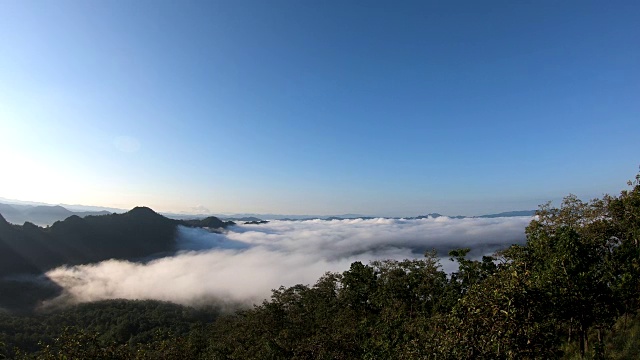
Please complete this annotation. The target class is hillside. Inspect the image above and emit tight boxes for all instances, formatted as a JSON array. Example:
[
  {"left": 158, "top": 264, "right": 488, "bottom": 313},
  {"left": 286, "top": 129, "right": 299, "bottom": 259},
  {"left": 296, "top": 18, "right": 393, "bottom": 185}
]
[
  {"left": 0, "top": 207, "right": 232, "bottom": 277},
  {"left": 0, "top": 207, "right": 234, "bottom": 312}
]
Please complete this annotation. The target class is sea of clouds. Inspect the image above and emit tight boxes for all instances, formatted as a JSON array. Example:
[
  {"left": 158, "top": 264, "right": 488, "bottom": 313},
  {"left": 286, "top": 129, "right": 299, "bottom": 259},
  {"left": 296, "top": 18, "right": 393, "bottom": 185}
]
[{"left": 43, "top": 216, "right": 531, "bottom": 308}]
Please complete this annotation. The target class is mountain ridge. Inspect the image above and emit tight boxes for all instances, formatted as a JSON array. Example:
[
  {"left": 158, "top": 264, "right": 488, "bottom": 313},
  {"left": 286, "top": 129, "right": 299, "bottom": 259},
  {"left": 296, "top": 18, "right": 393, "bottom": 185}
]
[
  {"left": 0, "top": 207, "right": 232, "bottom": 278},
  {"left": 0, "top": 200, "right": 537, "bottom": 227},
  {"left": 0, "top": 202, "right": 113, "bottom": 227}
]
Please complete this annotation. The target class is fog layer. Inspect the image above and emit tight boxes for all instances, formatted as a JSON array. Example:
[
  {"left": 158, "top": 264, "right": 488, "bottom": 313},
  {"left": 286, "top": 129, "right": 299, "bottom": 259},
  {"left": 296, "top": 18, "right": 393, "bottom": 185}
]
[{"left": 44, "top": 216, "right": 531, "bottom": 306}]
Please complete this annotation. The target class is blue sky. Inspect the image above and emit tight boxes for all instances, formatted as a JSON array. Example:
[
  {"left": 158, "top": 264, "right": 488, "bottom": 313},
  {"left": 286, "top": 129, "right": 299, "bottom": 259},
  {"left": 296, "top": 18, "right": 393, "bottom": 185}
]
[{"left": 0, "top": 0, "right": 638, "bottom": 216}]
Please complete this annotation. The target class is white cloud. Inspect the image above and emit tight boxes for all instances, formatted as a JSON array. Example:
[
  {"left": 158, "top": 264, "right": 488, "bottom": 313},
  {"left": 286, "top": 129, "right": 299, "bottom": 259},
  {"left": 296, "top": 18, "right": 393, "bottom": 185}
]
[{"left": 44, "top": 216, "right": 531, "bottom": 307}]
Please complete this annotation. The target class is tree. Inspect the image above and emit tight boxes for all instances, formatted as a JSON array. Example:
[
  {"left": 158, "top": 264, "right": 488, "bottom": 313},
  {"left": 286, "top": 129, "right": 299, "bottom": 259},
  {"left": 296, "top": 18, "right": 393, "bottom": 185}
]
[
  {"left": 437, "top": 263, "right": 560, "bottom": 359},
  {"left": 607, "top": 176, "right": 640, "bottom": 315},
  {"left": 363, "top": 253, "right": 447, "bottom": 359},
  {"left": 513, "top": 194, "right": 622, "bottom": 358}
]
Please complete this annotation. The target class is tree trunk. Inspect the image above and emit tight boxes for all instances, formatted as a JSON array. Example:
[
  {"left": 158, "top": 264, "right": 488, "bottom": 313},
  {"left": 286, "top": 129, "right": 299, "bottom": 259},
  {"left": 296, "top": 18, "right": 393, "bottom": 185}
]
[
  {"left": 585, "top": 329, "right": 589, "bottom": 353},
  {"left": 579, "top": 328, "right": 586, "bottom": 359}
]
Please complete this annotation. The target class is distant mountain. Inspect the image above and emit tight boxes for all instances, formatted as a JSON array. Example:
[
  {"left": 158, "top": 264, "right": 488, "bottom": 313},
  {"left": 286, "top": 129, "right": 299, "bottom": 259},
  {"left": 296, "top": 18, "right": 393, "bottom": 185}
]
[
  {"left": 222, "top": 216, "right": 264, "bottom": 222},
  {"left": 60, "top": 204, "right": 125, "bottom": 213},
  {"left": 244, "top": 220, "right": 270, "bottom": 225},
  {"left": 410, "top": 213, "right": 465, "bottom": 220},
  {"left": 222, "top": 211, "right": 537, "bottom": 222},
  {"left": 0, "top": 207, "right": 232, "bottom": 278},
  {"left": 410, "top": 210, "right": 536, "bottom": 220},
  {"left": 476, "top": 210, "right": 537, "bottom": 218},
  {"left": 323, "top": 216, "right": 376, "bottom": 221},
  {"left": 182, "top": 216, "right": 235, "bottom": 228},
  {"left": 0, "top": 199, "right": 537, "bottom": 226},
  {"left": 221, "top": 211, "right": 536, "bottom": 222},
  {"left": 0, "top": 202, "right": 112, "bottom": 226},
  {"left": 0, "top": 197, "right": 125, "bottom": 212},
  {"left": 216, "top": 213, "right": 370, "bottom": 221}
]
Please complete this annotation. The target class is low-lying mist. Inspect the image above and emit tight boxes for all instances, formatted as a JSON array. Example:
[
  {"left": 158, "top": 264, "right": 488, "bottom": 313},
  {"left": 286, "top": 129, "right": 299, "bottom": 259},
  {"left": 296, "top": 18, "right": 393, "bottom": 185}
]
[{"left": 43, "top": 216, "right": 531, "bottom": 308}]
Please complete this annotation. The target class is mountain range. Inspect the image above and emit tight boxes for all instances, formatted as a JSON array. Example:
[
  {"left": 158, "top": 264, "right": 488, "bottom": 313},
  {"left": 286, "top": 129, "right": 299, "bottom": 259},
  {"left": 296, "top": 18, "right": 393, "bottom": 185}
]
[
  {"left": 0, "top": 200, "right": 537, "bottom": 227},
  {"left": 0, "top": 201, "right": 535, "bottom": 312},
  {"left": 0, "top": 207, "right": 233, "bottom": 277},
  {"left": 0, "top": 203, "right": 112, "bottom": 227},
  {"left": 0, "top": 206, "right": 235, "bottom": 312},
  {"left": 0, "top": 201, "right": 536, "bottom": 279}
]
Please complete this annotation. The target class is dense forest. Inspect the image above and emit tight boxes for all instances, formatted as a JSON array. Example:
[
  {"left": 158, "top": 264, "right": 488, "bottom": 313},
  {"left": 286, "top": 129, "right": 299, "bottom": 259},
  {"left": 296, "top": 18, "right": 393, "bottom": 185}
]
[{"left": 1, "top": 174, "right": 639, "bottom": 359}]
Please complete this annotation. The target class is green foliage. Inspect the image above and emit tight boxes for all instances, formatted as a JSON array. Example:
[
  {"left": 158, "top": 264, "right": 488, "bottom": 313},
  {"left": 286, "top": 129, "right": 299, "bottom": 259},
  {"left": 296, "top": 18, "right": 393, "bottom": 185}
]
[
  {"left": 447, "top": 248, "right": 497, "bottom": 300},
  {"left": 604, "top": 312, "right": 640, "bottom": 359},
  {"left": 561, "top": 312, "right": 640, "bottom": 360},
  {"left": 0, "top": 299, "right": 221, "bottom": 359},
  {"left": 439, "top": 262, "right": 560, "bottom": 359},
  {"left": 516, "top": 181, "right": 640, "bottom": 358},
  {"left": 607, "top": 182, "right": 640, "bottom": 314}
]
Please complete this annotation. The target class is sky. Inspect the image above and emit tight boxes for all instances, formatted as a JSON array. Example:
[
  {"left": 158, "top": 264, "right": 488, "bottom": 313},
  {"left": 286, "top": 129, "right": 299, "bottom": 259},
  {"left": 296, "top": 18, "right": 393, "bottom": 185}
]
[{"left": 0, "top": 0, "right": 638, "bottom": 217}]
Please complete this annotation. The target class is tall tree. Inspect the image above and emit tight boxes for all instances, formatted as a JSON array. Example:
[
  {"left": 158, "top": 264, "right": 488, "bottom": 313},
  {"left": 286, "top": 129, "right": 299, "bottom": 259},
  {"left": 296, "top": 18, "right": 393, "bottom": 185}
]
[{"left": 513, "top": 194, "right": 621, "bottom": 357}]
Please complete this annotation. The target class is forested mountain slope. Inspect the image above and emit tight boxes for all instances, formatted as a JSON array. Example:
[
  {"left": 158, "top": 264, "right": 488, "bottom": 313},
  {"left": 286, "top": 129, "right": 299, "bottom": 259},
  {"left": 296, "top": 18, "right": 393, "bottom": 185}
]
[{"left": 0, "top": 207, "right": 233, "bottom": 277}]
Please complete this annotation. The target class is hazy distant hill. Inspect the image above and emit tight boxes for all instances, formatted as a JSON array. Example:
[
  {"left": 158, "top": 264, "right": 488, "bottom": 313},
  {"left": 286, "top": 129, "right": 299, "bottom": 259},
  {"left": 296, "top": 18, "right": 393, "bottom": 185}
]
[
  {"left": 410, "top": 213, "right": 465, "bottom": 220},
  {"left": 410, "top": 210, "right": 535, "bottom": 220},
  {"left": 222, "top": 216, "right": 263, "bottom": 222},
  {"left": 218, "top": 213, "right": 369, "bottom": 221},
  {"left": 182, "top": 216, "right": 235, "bottom": 228},
  {"left": 476, "top": 210, "right": 537, "bottom": 218},
  {"left": 0, "top": 202, "right": 112, "bottom": 226},
  {"left": 269, "top": 210, "right": 537, "bottom": 222},
  {"left": 0, "top": 199, "right": 537, "bottom": 225},
  {"left": 221, "top": 211, "right": 536, "bottom": 222}
]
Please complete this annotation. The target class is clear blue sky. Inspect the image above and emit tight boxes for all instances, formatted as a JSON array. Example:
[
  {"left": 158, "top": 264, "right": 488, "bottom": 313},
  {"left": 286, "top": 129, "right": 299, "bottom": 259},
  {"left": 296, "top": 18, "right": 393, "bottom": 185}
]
[{"left": 0, "top": 0, "right": 638, "bottom": 216}]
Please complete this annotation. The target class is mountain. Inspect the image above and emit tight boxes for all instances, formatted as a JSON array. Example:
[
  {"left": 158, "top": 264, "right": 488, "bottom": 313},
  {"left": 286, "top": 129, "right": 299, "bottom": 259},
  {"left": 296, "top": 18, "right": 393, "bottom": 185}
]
[
  {"left": 182, "top": 216, "right": 235, "bottom": 228},
  {"left": 244, "top": 220, "right": 270, "bottom": 225},
  {"left": 476, "top": 210, "right": 537, "bottom": 218},
  {"left": 0, "top": 199, "right": 537, "bottom": 224},
  {"left": 216, "top": 213, "right": 371, "bottom": 221},
  {"left": 410, "top": 210, "right": 536, "bottom": 220},
  {"left": 0, "top": 202, "right": 113, "bottom": 226},
  {"left": 0, "top": 214, "right": 43, "bottom": 275},
  {"left": 0, "top": 207, "right": 232, "bottom": 278},
  {"left": 0, "top": 207, "right": 233, "bottom": 312},
  {"left": 410, "top": 213, "right": 465, "bottom": 220},
  {"left": 323, "top": 216, "right": 376, "bottom": 221},
  {"left": 222, "top": 216, "right": 264, "bottom": 222},
  {"left": 223, "top": 211, "right": 536, "bottom": 222}
]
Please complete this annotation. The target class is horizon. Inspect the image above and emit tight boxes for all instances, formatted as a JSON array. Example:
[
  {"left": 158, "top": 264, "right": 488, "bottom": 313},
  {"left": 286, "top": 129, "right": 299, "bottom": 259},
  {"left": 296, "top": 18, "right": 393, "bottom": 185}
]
[
  {"left": 1, "top": 1, "right": 638, "bottom": 217},
  {"left": 1, "top": 195, "right": 539, "bottom": 219}
]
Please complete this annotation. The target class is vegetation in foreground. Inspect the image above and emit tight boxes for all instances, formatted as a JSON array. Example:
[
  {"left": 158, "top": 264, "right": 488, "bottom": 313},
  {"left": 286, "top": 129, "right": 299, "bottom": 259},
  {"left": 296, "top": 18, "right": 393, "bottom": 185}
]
[{"left": 1, "top": 173, "right": 639, "bottom": 359}]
